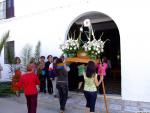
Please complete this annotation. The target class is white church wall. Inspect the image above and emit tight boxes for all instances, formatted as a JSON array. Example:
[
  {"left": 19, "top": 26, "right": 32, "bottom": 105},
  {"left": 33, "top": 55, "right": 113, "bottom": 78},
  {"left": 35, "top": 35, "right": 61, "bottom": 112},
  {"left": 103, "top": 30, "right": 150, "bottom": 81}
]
[
  {"left": 0, "top": 0, "right": 150, "bottom": 103},
  {"left": 86, "top": 0, "right": 150, "bottom": 102}
]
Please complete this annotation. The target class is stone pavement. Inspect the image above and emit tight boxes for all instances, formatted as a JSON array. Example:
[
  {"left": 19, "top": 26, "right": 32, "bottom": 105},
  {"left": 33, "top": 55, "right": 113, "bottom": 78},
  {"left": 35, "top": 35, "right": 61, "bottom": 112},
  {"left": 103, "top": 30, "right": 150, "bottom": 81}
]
[{"left": 0, "top": 92, "right": 150, "bottom": 113}]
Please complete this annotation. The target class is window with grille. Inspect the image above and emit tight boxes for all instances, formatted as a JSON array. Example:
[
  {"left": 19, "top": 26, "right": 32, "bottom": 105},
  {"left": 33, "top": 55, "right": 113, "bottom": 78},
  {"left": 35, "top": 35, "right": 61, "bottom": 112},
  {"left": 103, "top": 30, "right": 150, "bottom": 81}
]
[
  {"left": 4, "top": 41, "right": 15, "bottom": 64},
  {"left": 0, "top": 0, "right": 14, "bottom": 20}
]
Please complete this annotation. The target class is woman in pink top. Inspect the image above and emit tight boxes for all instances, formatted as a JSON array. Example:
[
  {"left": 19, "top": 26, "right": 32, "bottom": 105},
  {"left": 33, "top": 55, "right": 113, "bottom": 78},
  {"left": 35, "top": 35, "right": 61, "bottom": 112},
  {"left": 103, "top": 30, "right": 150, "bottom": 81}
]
[
  {"left": 97, "top": 59, "right": 108, "bottom": 76},
  {"left": 97, "top": 58, "right": 108, "bottom": 94}
]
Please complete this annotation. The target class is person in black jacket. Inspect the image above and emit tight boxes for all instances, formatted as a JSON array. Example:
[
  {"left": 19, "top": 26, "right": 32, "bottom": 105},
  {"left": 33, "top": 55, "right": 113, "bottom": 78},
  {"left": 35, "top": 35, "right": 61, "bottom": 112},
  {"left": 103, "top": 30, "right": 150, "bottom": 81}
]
[{"left": 44, "top": 55, "right": 53, "bottom": 94}]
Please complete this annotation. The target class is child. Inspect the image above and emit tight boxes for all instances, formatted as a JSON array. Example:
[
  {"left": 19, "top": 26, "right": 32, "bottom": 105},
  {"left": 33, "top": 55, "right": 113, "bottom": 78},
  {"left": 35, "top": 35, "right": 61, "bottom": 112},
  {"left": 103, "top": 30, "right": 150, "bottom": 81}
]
[
  {"left": 17, "top": 64, "right": 40, "bottom": 113},
  {"left": 97, "top": 58, "right": 108, "bottom": 94},
  {"left": 97, "top": 59, "right": 108, "bottom": 77}
]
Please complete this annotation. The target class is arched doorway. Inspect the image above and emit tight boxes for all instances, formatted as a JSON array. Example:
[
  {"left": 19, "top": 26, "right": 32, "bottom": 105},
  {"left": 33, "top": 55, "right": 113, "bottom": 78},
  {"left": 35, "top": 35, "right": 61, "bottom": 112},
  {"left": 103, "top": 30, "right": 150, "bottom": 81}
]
[{"left": 66, "top": 11, "right": 121, "bottom": 95}]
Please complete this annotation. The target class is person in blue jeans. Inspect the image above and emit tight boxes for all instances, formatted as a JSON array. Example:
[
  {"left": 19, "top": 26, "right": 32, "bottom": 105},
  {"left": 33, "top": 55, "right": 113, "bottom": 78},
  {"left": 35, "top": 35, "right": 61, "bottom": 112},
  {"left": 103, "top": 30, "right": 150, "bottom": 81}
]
[{"left": 83, "top": 61, "right": 103, "bottom": 113}]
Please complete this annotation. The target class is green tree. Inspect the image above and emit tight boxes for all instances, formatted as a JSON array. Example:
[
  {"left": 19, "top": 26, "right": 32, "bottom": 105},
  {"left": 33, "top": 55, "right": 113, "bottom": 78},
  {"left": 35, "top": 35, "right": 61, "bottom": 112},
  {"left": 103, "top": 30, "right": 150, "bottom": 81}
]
[
  {"left": 34, "top": 41, "right": 41, "bottom": 64},
  {"left": 21, "top": 44, "right": 32, "bottom": 66}
]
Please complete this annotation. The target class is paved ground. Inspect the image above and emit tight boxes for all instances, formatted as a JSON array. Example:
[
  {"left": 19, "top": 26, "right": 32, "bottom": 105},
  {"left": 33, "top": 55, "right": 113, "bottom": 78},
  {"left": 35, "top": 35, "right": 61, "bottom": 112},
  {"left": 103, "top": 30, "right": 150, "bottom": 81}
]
[{"left": 0, "top": 92, "right": 133, "bottom": 113}]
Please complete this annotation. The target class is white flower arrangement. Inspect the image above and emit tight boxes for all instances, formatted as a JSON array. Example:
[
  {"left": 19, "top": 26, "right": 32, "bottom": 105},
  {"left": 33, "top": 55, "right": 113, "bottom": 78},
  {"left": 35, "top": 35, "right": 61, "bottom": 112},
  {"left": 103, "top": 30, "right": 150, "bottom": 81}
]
[
  {"left": 60, "top": 19, "right": 110, "bottom": 59},
  {"left": 60, "top": 37, "right": 79, "bottom": 57},
  {"left": 83, "top": 35, "right": 110, "bottom": 59}
]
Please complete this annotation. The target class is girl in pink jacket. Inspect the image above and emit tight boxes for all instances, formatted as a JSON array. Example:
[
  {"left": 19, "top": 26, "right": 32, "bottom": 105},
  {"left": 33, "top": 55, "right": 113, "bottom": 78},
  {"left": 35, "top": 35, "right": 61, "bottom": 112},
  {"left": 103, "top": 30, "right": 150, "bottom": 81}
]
[{"left": 97, "top": 59, "right": 108, "bottom": 76}]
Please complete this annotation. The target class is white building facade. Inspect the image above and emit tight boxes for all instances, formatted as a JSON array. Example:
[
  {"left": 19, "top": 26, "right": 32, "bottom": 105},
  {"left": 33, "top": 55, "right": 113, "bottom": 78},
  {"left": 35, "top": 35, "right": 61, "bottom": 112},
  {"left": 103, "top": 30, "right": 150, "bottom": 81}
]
[{"left": 0, "top": 0, "right": 150, "bottom": 105}]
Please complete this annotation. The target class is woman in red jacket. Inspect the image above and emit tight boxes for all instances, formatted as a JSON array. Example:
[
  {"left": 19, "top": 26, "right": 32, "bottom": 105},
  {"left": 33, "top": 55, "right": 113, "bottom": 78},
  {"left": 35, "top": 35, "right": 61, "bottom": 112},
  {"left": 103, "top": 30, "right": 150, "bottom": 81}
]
[{"left": 17, "top": 64, "right": 40, "bottom": 113}]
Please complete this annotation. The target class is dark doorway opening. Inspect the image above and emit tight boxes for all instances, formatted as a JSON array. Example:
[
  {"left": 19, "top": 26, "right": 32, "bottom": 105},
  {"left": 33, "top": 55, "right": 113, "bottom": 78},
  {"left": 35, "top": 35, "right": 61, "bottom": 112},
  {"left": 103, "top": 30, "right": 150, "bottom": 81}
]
[{"left": 67, "top": 12, "right": 121, "bottom": 95}]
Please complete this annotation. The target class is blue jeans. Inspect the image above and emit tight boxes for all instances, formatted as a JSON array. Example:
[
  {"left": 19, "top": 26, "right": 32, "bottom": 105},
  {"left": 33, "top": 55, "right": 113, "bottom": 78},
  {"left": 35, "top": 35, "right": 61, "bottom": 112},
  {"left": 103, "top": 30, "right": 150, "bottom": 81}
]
[{"left": 84, "top": 91, "right": 97, "bottom": 112}]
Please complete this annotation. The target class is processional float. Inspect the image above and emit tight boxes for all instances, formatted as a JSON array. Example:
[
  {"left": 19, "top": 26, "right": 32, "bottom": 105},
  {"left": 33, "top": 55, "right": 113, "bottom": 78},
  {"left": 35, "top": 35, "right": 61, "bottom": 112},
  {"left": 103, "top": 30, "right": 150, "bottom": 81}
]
[{"left": 60, "top": 19, "right": 109, "bottom": 113}]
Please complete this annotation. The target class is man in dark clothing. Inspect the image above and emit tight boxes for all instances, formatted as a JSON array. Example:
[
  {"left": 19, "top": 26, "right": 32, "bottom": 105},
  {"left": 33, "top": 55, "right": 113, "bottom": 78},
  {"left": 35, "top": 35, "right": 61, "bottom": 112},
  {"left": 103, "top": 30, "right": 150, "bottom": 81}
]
[
  {"left": 44, "top": 55, "right": 53, "bottom": 94},
  {"left": 37, "top": 56, "right": 46, "bottom": 93}
]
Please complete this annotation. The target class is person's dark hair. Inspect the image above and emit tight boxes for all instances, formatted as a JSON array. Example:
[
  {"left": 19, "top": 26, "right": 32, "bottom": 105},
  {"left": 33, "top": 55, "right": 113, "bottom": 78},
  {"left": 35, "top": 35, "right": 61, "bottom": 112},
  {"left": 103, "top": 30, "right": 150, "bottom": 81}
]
[
  {"left": 47, "top": 55, "right": 53, "bottom": 59},
  {"left": 56, "top": 58, "right": 63, "bottom": 64},
  {"left": 53, "top": 56, "right": 58, "bottom": 61},
  {"left": 55, "top": 58, "right": 67, "bottom": 76},
  {"left": 29, "top": 57, "right": 35, "bottom": 64},
  {"left": 40, "top": 56, "right": 45, "bottom": 59},
  {"left": 27, "top": 64, "right": 32, "bottom": 72},
  {"left": 86, "top": 61, "right": 96, "bottom": 78},
  {"left": 53, "top": 56, "right": 58, "bottom": 69},
  {"left": 60, "top": 55, "right": 64, "bottom": 61},
  {"left": 14, "top": 57, "right": 21, "bottom": 64},
  {"left": 102, "top": 57, "right": 107, "bottom": 63}
]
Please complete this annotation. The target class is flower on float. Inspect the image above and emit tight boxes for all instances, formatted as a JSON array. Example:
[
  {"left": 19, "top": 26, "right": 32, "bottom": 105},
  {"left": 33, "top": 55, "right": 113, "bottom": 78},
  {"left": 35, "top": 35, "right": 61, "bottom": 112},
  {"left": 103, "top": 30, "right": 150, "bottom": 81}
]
[
  {"left": 101, "top": 48, "right": 104, "bottom": 52},
  {"left": 88, "top": 47, "right": 91, "bottom": 51},
  {"left": 80, "top": 27, "right": 83, "bottom": 32},
  {"left": 96, "top": 48, "right": 99, "bottom": 51},
  {"left": 60, "top": 36, "right": 80, "bottom": 56},
  {"left": 93, "top": 47, "right": 96, "bottom": 50},
  {"left": 84, "top": 19, "right": 91, "bottom": 27},
  {"left": 74, "top": 47, "right": 77, "bottom": 50},
  {"left": 85, "top": 47, "right": 88, "bottom": 51}
]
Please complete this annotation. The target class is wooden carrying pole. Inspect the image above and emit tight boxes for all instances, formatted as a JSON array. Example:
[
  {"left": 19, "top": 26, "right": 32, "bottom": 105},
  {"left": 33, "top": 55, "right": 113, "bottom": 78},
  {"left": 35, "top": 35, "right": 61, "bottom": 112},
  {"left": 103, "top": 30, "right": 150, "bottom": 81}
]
[{"left": 102, "top": 80, "right": 109, "bottom": 113}]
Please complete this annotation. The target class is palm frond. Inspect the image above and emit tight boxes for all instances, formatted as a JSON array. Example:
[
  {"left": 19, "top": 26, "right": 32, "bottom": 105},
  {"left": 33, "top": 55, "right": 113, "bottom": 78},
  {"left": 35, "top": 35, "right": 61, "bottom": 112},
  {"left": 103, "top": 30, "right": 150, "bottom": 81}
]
[
  {"left": 0, "top": 31, "right": 9, "bottom": 55},
  {"left": 21, "top": 44, "right": 32, "bottom": 66}
]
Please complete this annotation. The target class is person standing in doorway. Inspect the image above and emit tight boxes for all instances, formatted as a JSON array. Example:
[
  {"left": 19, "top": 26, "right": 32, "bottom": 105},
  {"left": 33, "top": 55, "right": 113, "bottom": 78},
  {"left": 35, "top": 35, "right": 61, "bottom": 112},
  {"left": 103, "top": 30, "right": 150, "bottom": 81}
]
[
  {"left": 45, "top": 55, "right": 53, "bottom": 94},
  {"left": 105, "top": 57, "right": 112, "bottom": 93},
  {"left": 77, "top": 63, "right": 85, "bottom": 92},
  {"left": 16, "top": 64, "right": 40, "bottom": 113},
  {"left": 83, "top": 61, "right": 103, "bottom": 113},
  {"left": 97, "top": 58, "right": 108, "bottom": 93},
  {"left": 97, "top": 58, "right": 108, "bottom": 77}
]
